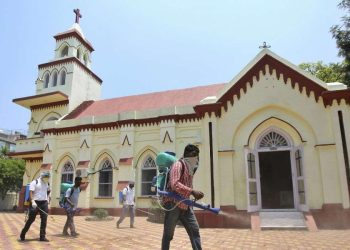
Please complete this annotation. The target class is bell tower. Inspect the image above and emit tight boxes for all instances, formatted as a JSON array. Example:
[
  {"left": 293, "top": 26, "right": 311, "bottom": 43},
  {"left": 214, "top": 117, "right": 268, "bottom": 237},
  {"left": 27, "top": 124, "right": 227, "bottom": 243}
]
[{"left": 13, "top": 9, "right": 102, "bottom": 138}]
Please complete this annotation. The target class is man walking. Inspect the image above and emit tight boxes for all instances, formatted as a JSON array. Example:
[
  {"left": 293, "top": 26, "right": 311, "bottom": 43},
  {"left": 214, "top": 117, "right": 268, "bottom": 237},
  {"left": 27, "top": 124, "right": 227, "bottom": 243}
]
[
  {"left": 63, "top": 176, "right": 82, "bottom": 237},
  {"left": 20, "top": 171, "right": 51, "bottom": 242},
  {"left": 116, "top": 181, "right": 135, "bottom": 228},
  {"left": 162, "top": 144, "right": 204, "bottom": 250}
]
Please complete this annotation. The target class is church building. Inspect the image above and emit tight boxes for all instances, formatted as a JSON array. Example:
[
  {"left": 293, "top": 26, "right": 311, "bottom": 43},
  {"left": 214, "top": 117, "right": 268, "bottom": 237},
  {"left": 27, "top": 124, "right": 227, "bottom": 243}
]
[{"left": 11, "top": 11, "right": 350, "bottom": 229}]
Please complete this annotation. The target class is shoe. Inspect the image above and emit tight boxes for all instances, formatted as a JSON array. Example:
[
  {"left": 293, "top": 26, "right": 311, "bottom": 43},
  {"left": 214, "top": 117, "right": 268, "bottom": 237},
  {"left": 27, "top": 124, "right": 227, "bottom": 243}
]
[
  {"left": 116, "top": 222, "right": 120, "bottom": 228},
  {"left": 39, "top": 238, "right": 49, "bottom": 242},
  {"left": 20, "top": 234, "right": 25, "bottom": 241},
  {"left": 71, "top": 232, "right": 79, "bottom": 237},
  {"left": 130, "top": 225, "right": 134, "bottom": 228},
  {"left": 62, "top": 231, "right": 69, "bottom": 236}
]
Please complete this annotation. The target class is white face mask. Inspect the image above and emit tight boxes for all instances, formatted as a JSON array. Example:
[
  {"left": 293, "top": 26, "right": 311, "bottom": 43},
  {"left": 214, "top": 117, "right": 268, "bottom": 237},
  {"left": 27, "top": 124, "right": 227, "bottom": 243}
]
[
  {"left": 184, "top": 156, "right": 199, "bottom": 176},
  {"left": 42, "top": 177, "right": 49, "bottom": 184}
]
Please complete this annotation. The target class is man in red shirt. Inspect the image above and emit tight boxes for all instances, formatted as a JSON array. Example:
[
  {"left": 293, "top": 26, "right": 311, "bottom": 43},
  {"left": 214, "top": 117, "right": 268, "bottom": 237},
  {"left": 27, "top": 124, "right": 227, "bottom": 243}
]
[{"left": 161, "top": 144, "right": 204, "bottom": 250}]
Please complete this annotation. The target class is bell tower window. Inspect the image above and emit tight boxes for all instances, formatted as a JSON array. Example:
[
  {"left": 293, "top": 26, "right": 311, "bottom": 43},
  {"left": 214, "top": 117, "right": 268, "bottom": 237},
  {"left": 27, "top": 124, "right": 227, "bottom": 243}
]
[
  {"left": 44, "top": 73, "right": 49, "bottom": 88},
  {"left": 60, "top": 45, "right": 69, "bottom": 57},
  {"left": 52, "top": 71, "right": 58, "bottom": 87},
  {"left": 77, "top": 48, "right": 81, "bottom": 60},
  {"left": 60, "top": 70, "right": 66, "bottom": 85},
  {"left": 83, "top": 53, "right": 89, "bottom": 66}
]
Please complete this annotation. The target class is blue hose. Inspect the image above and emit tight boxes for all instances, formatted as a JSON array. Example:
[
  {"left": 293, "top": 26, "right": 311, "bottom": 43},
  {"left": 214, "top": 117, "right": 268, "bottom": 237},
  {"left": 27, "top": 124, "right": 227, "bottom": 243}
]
[{"left": 158, "top": 190, "right": 220, "bottom": 215}]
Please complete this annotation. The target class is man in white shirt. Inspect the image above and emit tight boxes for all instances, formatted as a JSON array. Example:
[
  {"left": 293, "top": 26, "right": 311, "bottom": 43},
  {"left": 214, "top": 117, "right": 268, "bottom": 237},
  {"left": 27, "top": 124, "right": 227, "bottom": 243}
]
[
  {"left": 20, "top": 171, "right": 51, "bottom": 242},
  {"left": 117, "top": 181, "right": 135, "bottom": 228}
]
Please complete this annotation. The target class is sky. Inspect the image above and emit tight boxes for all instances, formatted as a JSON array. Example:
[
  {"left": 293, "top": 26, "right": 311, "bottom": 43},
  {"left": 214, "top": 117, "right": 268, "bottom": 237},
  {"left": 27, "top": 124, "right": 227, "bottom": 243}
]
[{"left": 0, "top": 0, "right": 345, "bottom": 134}]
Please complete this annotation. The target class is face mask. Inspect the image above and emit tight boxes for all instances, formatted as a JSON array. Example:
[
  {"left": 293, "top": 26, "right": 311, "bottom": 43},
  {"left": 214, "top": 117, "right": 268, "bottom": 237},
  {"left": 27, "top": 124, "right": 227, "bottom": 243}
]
[
  {"left": 184, "top": 156, "right": 199, "bottom": 176},
  {"left": 42, "top": 177, "right": 49, "bottom": 184}
]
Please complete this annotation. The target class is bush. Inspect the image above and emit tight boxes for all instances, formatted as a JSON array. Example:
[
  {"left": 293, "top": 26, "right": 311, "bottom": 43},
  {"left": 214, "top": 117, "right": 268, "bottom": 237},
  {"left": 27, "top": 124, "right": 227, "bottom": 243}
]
[{"left": 93, "top": 208, "right": 108, "bottom": 219}]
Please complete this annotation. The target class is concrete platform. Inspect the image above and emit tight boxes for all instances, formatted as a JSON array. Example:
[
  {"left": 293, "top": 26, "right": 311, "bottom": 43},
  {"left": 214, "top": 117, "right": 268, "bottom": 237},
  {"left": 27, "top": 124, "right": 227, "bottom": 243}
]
[
  {"left": 1, "top": 212, "right": 350, "bottom": 249},
  {"left": 260, "top": 211, "right": 307, "bottom": 230}
]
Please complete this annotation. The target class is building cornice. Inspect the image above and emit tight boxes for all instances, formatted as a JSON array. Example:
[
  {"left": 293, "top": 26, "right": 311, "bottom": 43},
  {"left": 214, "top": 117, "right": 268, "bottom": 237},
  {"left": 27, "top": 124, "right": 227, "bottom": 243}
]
[
  {"left": 13, "top": 91, "right": 69, "bottom": 110},
  {"left": 54, "top": 30, "right": 94, "bottom": 52},
  {"left": 42, "top": 113, "right": 199, "bottom": 135},
  {"left": 321, "top": 89, "right": 350, "bottom": 107},
  {"left": 38, "top": 57, "right": 102, "bottom": 84},
  {"left": 30, "top": 100, "right": 69, "bottom": 111}
]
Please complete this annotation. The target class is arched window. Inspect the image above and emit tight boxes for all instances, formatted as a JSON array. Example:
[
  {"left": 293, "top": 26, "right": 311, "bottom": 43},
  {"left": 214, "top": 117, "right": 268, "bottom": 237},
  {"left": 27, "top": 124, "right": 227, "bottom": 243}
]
[
  {"left": 61, "top": 161, "right": 74, "bottom": 184},
  {"left": 77, "top": 48, "right": 81, "bottom": 59},
  {"left": 141, "top": 156, "right": 156, "bottom": 195},
  {"left": 44, "top": 73, "right": 49, "bottom": 88},
  {"left": 60, "top": 70, "right": 66, "bottom": 85},
  {"left": 52, "top": 71, "right": 58, "bottom": 87},
  {"left": 99, "top": 160, "right": 113, "bottom": 197},
  {"left": 258, "top": 131, "right": 289, "bottom": 150},
  {"left": 60, "top": 45, "right": 69, "bottom": 57},
  {"left": 83, "top": 53, "right": 89, "bottom": 66}
]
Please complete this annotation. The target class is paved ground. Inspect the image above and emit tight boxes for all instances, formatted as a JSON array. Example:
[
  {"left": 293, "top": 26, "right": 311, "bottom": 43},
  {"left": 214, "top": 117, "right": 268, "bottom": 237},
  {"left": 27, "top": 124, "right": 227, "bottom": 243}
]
[{"left": 1, "top": 212, "right": 350, "bottom": 250}]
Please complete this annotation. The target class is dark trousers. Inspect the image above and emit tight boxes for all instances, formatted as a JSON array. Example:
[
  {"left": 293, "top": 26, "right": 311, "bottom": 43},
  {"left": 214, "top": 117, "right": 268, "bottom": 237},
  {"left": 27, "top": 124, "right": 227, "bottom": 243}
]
[
  {"left": 162, "top": 204, "right": 202, "bottom": 250},
  {"left": 21, "top": 200, "right": 48, "bottom": 239}
]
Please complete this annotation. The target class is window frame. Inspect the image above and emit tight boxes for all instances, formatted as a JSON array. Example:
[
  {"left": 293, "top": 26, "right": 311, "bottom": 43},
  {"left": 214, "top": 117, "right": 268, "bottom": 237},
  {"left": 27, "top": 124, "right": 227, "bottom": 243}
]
[
  {"left": 98, "top": 160, "right": 113, "bottom": 197},
  {"left": 61, "top": 161, "right": 74, "bottom": 184},
  {"left": 52, "top": 71, "right": 58, "bottom": 87},
  {"left": 141, "top": 156, "right": 157, "bottom": 196},
  {"left": 60, "top": 70, "right": 66, "bottom": 85},
  {"left": 60, "top": 45, "right": 69, "bottom": 57},
  {"left": 44, "top": 72, "right": 50, "bottom": 88}
]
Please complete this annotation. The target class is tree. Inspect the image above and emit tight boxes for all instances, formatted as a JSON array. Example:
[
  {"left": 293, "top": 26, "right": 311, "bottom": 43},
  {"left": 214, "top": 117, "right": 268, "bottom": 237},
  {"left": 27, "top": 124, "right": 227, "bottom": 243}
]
[
  {"left": 299, "top": 61, "right": 346, "bottom": 83},
  {"left": 330, "top": 0, "right": 350, "bottom": 85},
  {"left": 0, "top": 155, "right": 25, "bottom": 200},
  {"left": 0, "top": 146, "right": 9, "bottom": 159}
]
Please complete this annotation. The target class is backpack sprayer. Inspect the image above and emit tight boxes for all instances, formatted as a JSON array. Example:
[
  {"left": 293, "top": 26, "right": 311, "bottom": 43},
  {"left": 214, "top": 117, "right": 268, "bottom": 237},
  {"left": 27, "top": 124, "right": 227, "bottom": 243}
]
[{"left": 154, "top": 152, "right": 220, "bottom": 215}]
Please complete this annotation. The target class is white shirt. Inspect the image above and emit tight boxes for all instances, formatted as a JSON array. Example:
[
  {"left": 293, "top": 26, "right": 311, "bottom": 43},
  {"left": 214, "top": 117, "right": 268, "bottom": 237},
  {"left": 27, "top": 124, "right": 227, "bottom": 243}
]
[
  {"left": 29, "top": 178, "right": 50, "bottom": 201},
  {"left": 123, "top": 186, "right": 135, "bottom": 205}
]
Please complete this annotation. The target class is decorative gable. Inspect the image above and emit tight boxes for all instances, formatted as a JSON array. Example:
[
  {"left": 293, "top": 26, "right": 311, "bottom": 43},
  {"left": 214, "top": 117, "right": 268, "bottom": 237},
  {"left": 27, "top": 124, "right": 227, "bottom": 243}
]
[
  {"left": 196, "top": 50, "right": 350, "bottom": 118},
  {"left": 218, "top": 52, "right": 327, "bottom": 111}
]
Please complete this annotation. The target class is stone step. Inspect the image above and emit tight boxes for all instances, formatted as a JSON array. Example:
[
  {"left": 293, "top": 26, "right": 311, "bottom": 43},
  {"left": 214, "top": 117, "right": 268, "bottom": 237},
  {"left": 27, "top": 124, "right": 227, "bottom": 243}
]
[{"left": 259, "top": 211, "right": 307, "bottom": 230}]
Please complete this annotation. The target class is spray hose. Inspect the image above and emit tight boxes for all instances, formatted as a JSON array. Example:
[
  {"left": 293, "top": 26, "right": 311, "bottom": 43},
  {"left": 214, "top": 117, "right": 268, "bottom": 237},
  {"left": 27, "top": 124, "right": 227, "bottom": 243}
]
[
  {"left": 156, "top": 190, "right": 220, "bottom": 215},
  {"left": 25, "top": 206, "right": 56, "bottom": 222}
]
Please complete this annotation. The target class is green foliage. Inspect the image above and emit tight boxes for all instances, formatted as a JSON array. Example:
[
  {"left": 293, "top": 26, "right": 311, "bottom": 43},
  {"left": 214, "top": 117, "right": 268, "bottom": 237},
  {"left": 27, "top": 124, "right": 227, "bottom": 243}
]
[
  {"left": 0, "top": 146, "right": 9, "bottom": 158},
  {"left": 299, "top": 61, "right": 346, "bottom": 83},
  {"left": 330, "top": 0, "right": 350, "bottom": 85},
  {"left": 0, "top": 157, "right": 25, "bottom": 200},
  {"left": 93, "top": 208, "right": 108, "bottom": 219}
]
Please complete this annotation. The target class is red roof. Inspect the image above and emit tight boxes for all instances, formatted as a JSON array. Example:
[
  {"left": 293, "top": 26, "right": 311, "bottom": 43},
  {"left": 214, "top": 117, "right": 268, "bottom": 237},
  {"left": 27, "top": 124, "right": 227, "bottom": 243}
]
[{"left": 66, "top": 83, "right": 225, "bottom": 119}]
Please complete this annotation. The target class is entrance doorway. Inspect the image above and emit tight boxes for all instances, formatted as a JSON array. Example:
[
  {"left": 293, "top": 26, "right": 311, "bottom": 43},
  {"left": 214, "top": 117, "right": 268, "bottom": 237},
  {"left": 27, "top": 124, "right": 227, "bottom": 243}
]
[{"left": 259, "top": 151, "right": 294, "bottom": 209}]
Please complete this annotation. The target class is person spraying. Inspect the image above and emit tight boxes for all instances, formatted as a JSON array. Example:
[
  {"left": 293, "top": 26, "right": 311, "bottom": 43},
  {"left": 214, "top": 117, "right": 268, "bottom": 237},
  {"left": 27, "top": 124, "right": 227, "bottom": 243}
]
[
  {"left": 116, "top": 181, "right": 135, "bottom": 228},
  {"left": 20, "top": 171, "right": 51, "bottom": 242},
  {"left": 62, "top": 176, "right": 82, "bottom": 237},
  {"left": 162, "top": 144, "right": 204, "bottom": 250}
]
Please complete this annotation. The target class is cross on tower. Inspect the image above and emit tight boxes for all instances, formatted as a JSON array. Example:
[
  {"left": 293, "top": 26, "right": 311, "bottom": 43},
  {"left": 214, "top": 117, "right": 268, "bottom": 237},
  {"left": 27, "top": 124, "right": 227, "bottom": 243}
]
[
  {"left": 73, "top": 9, "right": 82, "bottom": 24},
  {"left": 259, "top": 41, "right": 271, "bottom": 49}
]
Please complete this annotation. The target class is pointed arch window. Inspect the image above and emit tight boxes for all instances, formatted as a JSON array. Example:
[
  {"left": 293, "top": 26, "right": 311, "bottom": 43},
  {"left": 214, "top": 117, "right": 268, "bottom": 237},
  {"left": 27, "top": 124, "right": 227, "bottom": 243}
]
[
  {"left": 52, "top": 71, "right": 58, "bottom": 87},
  {"left": 83, "top": 53, "right": 89, "bottom": 66},
  {"left": 141, "top": 156, "right": 156, "bottom": 195},
  {"left": 98, "top": 160, "right": 113, "bottom": 197},
  {"left": 77, "top": 48, "right": 81, "bottom": 60},
  {"left": 60, "top": 70, "right": 66, "bottom": 85},
  {"left": 61, "top": 161, "right": 74, "bottom": 184},
  {"left": 61, "top": 45, "right": 69, "bottom": 57},
  {"left": 44, "top": 73, "right": 50, "bottom": 88},
  {"left": 259, "top": 131, "right": 289, "bottom": 150}
]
